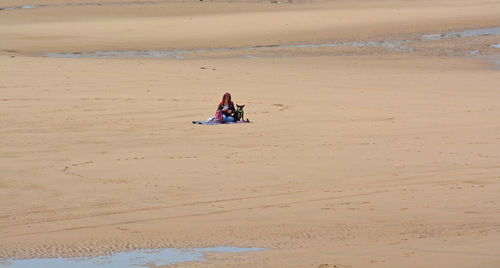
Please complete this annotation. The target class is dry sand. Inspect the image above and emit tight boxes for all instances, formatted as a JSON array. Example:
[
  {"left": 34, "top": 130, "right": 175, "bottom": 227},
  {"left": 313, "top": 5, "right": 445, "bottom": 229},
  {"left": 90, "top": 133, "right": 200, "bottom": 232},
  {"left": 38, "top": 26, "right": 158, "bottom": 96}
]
[{"left": 1, "top": 0, "right": 500, "bottom": 267}]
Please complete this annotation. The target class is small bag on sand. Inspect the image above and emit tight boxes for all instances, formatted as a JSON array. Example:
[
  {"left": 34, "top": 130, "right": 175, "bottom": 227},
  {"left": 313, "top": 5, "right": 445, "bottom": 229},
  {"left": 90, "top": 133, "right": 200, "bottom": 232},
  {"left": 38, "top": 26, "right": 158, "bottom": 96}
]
[{"left": 214, "top": 110, "right": 223, "bottom": 123}]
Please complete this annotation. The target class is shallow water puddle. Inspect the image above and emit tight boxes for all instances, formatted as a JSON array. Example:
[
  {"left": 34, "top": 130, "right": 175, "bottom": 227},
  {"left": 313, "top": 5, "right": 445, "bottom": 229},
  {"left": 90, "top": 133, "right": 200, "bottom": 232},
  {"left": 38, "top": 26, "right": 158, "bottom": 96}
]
[
  {"left": 0, "top": 246, "right": 265, "bottom": 267},
  {"left": 421, "top": 27, "right": 500, "bottom": 40}
]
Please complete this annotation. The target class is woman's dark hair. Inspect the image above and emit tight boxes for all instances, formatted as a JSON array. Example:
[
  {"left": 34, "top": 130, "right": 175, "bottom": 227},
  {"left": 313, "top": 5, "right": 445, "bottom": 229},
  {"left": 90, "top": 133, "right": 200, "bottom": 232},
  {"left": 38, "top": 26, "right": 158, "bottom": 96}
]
[{"left": 221, "top": 92, "right": 232, "bottom": 104}]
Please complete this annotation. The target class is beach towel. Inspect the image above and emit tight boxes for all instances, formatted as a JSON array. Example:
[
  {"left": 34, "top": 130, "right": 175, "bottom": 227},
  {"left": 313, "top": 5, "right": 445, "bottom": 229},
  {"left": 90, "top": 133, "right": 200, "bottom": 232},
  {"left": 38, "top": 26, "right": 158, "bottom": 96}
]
[{"left": 192, "top": 120, "right": 251, "bottom": 125}]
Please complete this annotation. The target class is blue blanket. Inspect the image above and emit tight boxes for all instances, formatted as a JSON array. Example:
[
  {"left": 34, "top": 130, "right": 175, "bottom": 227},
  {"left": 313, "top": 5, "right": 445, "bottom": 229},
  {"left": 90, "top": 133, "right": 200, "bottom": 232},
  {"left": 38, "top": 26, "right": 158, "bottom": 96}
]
[{"left": 192, "top": 120, "right": 251, "bottom": 125}]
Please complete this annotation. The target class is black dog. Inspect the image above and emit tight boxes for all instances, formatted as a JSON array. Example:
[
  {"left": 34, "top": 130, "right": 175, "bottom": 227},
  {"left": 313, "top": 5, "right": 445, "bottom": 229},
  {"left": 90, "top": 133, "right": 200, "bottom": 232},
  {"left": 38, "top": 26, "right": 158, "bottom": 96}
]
[{"left": 234, "top": 104, "right": 246, "bottom": 122}]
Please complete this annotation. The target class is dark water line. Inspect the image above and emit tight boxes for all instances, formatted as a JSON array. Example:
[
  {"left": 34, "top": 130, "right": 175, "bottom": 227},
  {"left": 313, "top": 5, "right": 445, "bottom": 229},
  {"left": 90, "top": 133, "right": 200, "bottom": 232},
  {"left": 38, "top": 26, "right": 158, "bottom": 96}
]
[{"left": 44, "top": 40, "right": 413, "bottom": 58}]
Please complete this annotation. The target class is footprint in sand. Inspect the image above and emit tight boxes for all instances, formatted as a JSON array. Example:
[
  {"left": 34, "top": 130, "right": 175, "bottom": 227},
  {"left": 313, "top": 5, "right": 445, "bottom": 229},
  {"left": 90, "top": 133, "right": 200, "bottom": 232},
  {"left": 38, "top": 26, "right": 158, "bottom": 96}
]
[{"left": 272, "top": 103, "right": 289, "bottom": 111}]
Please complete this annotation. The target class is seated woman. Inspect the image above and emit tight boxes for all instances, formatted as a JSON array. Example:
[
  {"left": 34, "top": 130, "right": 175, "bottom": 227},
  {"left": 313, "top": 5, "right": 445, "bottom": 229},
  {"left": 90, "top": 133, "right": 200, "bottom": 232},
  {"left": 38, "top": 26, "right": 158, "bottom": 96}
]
[{"left": 217, "top": 92, "right": 235, "bottom": 122}]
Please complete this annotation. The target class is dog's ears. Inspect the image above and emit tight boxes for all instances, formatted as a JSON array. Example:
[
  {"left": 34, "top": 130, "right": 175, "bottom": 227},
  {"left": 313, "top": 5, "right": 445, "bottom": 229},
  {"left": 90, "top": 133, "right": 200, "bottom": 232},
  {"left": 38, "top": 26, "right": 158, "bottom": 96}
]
[{"left": 241, "top": 105, "right": 245, "bottom": 108}]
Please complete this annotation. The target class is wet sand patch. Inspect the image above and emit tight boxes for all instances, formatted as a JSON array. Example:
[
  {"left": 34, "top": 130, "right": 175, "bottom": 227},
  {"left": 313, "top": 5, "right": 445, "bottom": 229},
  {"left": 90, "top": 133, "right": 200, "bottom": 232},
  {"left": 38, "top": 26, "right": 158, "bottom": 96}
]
[{"left": 43, "top": 27, "right": 500, "bottom": 63}]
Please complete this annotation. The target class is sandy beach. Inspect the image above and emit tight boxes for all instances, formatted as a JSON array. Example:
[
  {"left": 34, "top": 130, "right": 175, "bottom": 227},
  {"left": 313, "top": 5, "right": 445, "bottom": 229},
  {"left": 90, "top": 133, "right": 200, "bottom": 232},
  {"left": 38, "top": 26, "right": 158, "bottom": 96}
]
[{"left": 1, "top": 0, "right": 500, "bottom": 267}]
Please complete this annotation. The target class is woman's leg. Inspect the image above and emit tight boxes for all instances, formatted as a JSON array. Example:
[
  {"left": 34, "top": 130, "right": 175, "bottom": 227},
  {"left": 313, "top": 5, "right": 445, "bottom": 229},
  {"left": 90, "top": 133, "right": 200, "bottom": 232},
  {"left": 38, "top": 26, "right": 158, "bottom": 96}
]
[{"left": 223, "top": 115, "right": 234, "bottom": 122}]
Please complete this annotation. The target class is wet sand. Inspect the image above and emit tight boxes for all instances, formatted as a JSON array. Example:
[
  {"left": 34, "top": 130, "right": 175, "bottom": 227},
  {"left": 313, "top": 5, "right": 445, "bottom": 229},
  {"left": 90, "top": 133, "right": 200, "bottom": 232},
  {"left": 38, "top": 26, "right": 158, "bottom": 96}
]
[{"left": 1, "top": 0, "right": 500, "bottom": 267}]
